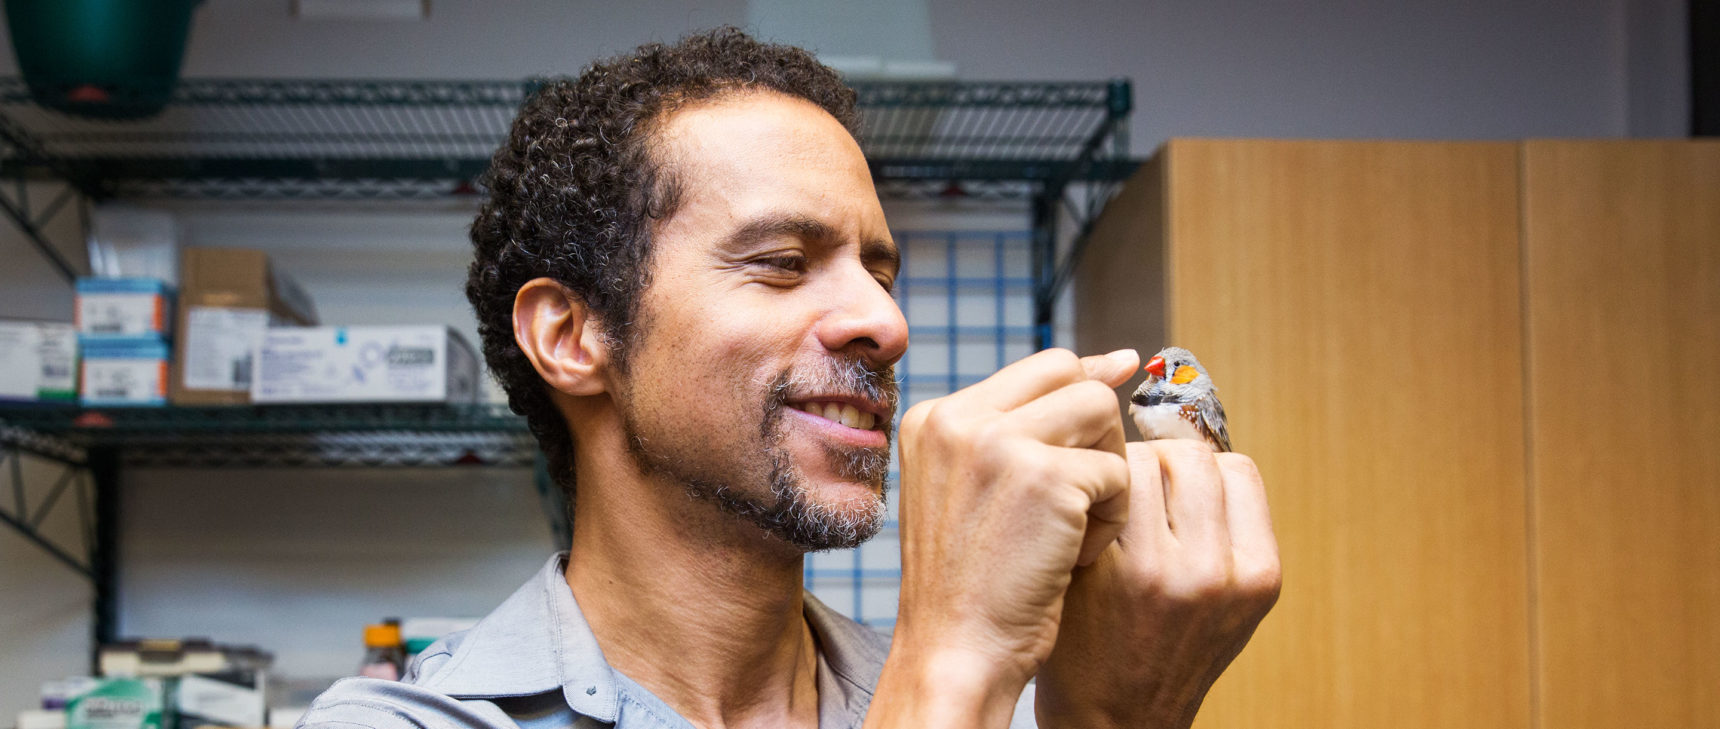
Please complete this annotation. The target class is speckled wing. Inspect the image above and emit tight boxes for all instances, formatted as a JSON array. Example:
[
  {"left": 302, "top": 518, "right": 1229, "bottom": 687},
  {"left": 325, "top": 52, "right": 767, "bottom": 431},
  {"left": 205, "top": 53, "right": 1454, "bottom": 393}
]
[{"left": 1195, "top": 393, "right": 1232, "bottom": 453}]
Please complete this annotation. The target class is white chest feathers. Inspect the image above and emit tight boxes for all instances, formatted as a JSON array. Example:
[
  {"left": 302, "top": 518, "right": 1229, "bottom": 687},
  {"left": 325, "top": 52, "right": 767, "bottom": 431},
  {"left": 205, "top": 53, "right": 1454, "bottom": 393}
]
[{"left": 1129, "top": 402, "right": 1207, "bottom": 443}]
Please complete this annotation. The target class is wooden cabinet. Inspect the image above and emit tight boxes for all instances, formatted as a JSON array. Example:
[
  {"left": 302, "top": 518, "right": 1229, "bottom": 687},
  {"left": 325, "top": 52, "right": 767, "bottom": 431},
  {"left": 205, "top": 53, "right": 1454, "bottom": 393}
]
[
  {"left": 1523, "top": 141, "right": 1720, "bottom": 728},
  {"left": 1074, "top": 139, "right": 1720, "bottom": 729}
]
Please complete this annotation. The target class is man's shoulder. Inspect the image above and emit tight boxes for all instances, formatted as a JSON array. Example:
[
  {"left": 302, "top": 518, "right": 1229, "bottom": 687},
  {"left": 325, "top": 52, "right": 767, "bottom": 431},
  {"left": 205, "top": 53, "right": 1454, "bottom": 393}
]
[{"left": 295, "top": 677, "right": 509, "bottom": 729}]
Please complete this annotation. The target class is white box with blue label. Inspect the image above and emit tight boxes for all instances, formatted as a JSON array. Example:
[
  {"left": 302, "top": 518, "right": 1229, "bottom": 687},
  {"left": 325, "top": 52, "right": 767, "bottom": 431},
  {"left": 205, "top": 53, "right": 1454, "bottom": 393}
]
[
  {"left": 76, "top": 278, "right": 175, "bottom": 339},
  {"left": 252, "top": 326, "right": 478, "bottom": 404},
  {"left": 81, "top": 338, "right": 170, "bottom": 406}
]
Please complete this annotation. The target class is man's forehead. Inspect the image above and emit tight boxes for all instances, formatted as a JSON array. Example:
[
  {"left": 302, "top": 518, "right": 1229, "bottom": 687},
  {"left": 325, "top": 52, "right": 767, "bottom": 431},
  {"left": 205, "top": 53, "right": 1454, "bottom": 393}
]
[
  {"left": 655, "top": 89, "right": 862, "bottom": 172},
  {"left": 650, "top": 89, "right": 889, "bottom": 251}
]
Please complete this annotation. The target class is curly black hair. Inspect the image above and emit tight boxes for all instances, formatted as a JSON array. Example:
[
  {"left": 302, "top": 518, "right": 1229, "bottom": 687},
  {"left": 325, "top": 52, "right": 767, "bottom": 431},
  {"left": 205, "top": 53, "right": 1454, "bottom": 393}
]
[{"left": 465, "top": 27, "right": 861, "bottom": 506}]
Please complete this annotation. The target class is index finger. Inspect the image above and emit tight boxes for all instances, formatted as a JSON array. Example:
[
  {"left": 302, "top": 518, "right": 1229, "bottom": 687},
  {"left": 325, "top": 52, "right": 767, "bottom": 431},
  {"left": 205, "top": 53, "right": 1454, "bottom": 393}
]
[
  {"left": 953, "top": 347, "right": 1141, "bottom": 415},
  {"left": 1079, "top": 348, "right": 1139, "bottom": 388},
  {"left": 950, "top": 348, "right": 1088, "bottom": 412}
]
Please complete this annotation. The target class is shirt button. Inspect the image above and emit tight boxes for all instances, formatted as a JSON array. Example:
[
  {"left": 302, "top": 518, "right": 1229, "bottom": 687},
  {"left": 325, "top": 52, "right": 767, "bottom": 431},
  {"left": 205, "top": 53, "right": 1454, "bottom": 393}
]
[{"left": 586, "top": 686, "right": 597, "bottom": 695}]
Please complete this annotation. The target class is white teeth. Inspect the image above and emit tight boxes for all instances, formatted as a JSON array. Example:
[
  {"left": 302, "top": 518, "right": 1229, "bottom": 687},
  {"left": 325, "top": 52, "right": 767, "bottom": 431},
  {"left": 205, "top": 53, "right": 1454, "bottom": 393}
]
[{"left": 794, "top": 401, "right": 879, "bottom": 430}]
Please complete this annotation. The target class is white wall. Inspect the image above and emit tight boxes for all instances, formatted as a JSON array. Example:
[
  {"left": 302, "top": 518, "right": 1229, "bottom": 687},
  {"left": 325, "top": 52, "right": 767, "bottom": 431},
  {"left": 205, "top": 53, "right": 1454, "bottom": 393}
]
[{"left": 0, "top": 0, "right": 1690, "bottom": 722}]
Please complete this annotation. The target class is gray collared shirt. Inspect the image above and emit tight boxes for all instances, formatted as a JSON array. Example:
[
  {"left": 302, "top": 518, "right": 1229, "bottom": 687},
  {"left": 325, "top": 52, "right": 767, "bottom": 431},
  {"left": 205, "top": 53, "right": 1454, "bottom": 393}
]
[{"left": 299, "top": 554, "right": 1035, "bottom": 729}]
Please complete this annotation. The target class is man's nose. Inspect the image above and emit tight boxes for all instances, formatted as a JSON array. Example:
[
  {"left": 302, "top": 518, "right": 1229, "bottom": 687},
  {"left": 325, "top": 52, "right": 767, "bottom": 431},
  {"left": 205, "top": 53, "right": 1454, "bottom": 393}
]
[{"left": 816, "top": 264, "right": 909, "bottom": 365}]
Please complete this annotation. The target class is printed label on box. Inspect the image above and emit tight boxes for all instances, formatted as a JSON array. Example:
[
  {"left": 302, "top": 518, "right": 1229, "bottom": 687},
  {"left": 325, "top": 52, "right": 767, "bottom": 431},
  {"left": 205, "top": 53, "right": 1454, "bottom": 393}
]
[
  {"left": 0, "top": 323, "right": 78, "bottom": 401},
  {"left": 253, "top": 326, "right": 475, "bottom": 403},
  {"left": 36, "top": 324, "right": 77, "bottom": 398},
  {"left": 176, "top": 674, "right": 265, "bottom": 727},
  {"left": 65, "top": 678, "right": 165, "bottom": 729},
  {"left": 0, "top": 324, "right": 35, "bottom": 399},
  {"left": 83, "top": 359, "right": 167, "bottom": 405},
  {"left": 78, "top": 294, "right": 162, "bottom": 336},
  {"left": 182, "top": 307, "right": 269, "bottom": 391}
]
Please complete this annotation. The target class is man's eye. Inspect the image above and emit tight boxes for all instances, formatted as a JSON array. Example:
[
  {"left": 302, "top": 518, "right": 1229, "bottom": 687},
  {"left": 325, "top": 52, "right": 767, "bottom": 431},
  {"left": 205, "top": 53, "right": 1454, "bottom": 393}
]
[{"left": 755, "top": 255, "right": 807, "bottom": 273}]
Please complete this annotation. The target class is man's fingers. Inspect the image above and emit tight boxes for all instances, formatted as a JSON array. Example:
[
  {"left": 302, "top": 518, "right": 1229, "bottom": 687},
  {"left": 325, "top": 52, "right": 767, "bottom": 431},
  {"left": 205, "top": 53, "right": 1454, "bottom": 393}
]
[
  {"left": 1150, "top": 439, "right": 1230, "bottom": 552},
  {"left": 1121, "top": 442, "right": 1168, "bottom": 548},
  {"left": 1216, "top": 453, "right": 1280, "bottom": 567},
  {"left": 1011, "top": 379, "right": 1128, "bottom": 455},
  {"left": 960, "top": 348, "right": 1092, "bottom": 412},
  {"left": 1050, "top": 446, "right": 1131, "bottom": 567},
  {"left": 1078, "top": 349, "right": 1139, "bottom": 388}
]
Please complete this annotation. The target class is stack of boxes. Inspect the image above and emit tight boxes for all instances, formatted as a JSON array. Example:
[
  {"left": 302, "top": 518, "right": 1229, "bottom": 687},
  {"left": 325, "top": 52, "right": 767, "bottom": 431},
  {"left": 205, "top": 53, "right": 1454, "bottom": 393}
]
[
  {"left": 73, "top": 206, "right": 178, "bottom": 407},
  {"left": 2, "top": 203, "right": 480, "bottom": 408},
  {"left": 171, "top": 248, "right": 318, "bottom": 405},
  {"left": 75, "top": 277, "right": 175, "bottom": 406},
  {"left": 17, "top": 640, "right": 273, "bottom": 729}
]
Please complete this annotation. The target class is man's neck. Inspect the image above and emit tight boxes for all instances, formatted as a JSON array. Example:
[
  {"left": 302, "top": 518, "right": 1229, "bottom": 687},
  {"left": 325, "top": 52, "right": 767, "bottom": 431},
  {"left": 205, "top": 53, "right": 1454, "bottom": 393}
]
[{"left": 563, "top": 435, "right": 820, "bottom": 729}]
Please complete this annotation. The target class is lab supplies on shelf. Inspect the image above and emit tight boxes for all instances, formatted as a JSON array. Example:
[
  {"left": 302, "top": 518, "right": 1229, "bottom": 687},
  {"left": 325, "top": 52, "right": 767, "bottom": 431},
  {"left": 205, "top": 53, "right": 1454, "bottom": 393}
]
[{"left": 252, "top": 326, "right": 478, "bottom": 404}]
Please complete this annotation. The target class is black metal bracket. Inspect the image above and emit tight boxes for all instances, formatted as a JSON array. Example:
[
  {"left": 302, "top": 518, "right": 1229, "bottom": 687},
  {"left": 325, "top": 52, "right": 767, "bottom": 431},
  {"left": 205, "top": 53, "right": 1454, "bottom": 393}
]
[
  {"left": 1029, "top": 80, "right": 1139, "bottom": 348},
  {"left": 0, "top": 421, "right": 96, "bottom": 576},
  {"left": 0, "top": 111, "right": 88, "bottom": 283}
]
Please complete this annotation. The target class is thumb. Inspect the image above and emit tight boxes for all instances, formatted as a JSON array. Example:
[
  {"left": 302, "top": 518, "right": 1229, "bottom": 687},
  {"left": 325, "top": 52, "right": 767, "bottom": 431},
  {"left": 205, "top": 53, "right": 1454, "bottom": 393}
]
[{"left": 1079, "top": 348, "right": 1140, "bottom": 388}]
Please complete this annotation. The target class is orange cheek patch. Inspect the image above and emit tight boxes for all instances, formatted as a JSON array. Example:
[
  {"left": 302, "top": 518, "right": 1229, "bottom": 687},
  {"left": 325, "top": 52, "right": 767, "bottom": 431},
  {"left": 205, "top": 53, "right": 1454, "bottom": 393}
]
[{"left": 1171, "top": 365, "right": 1200, "bottom": 384}]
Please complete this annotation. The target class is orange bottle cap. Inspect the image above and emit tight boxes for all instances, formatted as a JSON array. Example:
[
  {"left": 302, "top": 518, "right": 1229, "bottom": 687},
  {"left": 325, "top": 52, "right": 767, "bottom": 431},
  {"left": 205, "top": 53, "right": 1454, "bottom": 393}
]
[{"left": 364, "top": 623, "right": 401, "bottom": 647}]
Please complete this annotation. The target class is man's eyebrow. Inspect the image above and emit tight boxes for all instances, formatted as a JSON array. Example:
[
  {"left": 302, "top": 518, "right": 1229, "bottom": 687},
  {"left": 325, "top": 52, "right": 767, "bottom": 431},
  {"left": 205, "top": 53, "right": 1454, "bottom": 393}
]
[
  {"left": 720, "top": 213, "right": 835, "bottom": 251},
  {"left": 721, "top": 213, "right": 900, "bottom": 276}
]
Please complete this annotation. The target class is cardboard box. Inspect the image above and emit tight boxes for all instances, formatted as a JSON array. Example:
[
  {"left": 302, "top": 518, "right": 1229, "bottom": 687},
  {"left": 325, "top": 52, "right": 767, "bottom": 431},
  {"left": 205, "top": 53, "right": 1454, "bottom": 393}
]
[
  {"left": 64, "top": 679, "right": 170, "bottom": 729},
  {"left": 81, "top": 338, "right": 169, "bottom": 407},
  {"left": 252, "top": 326, "right": 478, "bottom": 404},
  {"left": 76, "top": 278, "right": 174, "bottom": 339},
  {"left": 0, "top": 321, "right": 77, "bottom": 402},
  {"left": 170, "top": 248, "right": 318, "bottom": 406}
]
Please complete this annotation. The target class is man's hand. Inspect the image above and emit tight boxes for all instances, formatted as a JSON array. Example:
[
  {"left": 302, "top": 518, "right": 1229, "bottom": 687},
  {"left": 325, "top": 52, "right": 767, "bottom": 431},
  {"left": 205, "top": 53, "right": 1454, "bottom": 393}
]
[
  {"left": 867, "top": 348, "right": 1138, "bottom": 729},
  {"left": 1035, "top": 440, "right": 1282, "bottom": 729}
]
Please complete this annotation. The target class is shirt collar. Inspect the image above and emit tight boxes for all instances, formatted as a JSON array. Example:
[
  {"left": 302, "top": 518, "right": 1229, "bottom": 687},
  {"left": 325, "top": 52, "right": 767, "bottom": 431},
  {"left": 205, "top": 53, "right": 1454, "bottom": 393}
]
[
  {"left": 412, "top": 552, "right": 893, "bottom": 725},
  {"left": 413, "top": 553, "right": 622, "bottom": 721}
]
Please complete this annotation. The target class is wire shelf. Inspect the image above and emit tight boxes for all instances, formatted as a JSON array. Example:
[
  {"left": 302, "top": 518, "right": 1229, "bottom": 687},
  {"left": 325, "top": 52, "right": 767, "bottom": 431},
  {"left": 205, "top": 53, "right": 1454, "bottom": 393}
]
[
  {"left": 0, "top": 77, "right": 1131, "bottom": 200},
  {"left": 0, "top": 403, "right": 537, "bottom": 468}
]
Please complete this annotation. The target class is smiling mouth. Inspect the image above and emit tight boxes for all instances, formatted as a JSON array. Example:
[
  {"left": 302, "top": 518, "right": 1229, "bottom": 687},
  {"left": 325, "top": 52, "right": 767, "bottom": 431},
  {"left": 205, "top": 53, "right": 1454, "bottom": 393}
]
[{"left": 789, "top": 401, "right": 881, "bottom": 430}]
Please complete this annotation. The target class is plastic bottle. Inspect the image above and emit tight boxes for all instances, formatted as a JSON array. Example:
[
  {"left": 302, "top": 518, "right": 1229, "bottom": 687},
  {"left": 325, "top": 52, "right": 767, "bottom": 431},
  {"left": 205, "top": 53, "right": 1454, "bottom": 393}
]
[{"left": 357, "top": 623, "right": 405, "bottom": 680}]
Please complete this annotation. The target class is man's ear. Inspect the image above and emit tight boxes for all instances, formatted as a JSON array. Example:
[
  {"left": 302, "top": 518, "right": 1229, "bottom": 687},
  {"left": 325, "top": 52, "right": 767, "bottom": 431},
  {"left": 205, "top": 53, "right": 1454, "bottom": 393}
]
[{"left": 513, "top": 278, "right": 610, "bottom": 397}]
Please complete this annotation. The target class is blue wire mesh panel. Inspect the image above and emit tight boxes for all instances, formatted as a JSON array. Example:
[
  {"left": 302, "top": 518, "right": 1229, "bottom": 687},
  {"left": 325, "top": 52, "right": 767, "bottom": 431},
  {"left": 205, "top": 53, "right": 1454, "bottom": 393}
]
[{"left": 804, "top": 229, "right": 1035, "bottom": 629}]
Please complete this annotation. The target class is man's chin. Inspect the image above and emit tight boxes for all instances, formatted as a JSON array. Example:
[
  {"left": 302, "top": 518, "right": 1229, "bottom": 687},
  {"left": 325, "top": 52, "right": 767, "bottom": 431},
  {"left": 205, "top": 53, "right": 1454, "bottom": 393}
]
[{"left": 768, "top": 473, "right": 888, "bottom": 552}]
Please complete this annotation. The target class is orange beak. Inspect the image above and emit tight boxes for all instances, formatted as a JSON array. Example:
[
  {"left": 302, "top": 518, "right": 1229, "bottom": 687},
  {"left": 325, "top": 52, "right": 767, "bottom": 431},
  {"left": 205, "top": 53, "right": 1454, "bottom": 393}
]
[{"left": 1144, "top": 355, "right": 1166, "bottom": 378}]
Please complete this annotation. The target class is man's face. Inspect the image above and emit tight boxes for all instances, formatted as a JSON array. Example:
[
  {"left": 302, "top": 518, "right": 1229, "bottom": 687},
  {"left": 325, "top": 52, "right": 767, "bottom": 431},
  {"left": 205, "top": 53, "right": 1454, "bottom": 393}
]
[{"left": 613, "top": 90, "right": 908, "bottom": 552}]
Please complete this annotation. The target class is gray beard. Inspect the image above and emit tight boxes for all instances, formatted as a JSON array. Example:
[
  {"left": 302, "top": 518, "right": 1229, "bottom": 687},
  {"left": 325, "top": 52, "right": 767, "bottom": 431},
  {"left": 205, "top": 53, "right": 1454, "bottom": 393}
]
[{"left": 621, "top": 359, "right": 895, "bottom": 552}]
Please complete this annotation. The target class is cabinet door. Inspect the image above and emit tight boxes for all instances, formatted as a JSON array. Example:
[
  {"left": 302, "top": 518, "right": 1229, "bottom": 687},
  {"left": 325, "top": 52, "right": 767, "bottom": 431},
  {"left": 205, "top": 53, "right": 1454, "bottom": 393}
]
[
  {"left": 1524, "top": 140, "right": 1720, "bottom": 729},
  {"left": 1083, "top": 139, "right": 1533, "bottom": 729}
]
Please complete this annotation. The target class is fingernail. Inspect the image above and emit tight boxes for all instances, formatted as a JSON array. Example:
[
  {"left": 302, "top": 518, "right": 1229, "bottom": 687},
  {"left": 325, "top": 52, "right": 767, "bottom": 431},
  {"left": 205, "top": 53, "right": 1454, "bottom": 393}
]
[{"left": 1105, "top": 348, "right": 1137, "bottom": 364}]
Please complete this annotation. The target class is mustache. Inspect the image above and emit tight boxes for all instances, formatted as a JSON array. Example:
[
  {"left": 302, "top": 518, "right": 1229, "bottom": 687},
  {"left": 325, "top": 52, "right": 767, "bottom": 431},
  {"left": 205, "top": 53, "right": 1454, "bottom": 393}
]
[{"left": 768, "top": 356, "right": 899, "bottom": 418}]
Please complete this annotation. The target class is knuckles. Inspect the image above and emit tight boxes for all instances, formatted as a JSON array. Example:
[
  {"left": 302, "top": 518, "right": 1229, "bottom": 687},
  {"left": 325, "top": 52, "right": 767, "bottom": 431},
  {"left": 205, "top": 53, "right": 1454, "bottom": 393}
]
[
  {"left": 1154, "top": 438, "right": 1219, "bottom": 470},
  {"left": 1214, "top": 452, "right": 1263, "bottom": 485}
]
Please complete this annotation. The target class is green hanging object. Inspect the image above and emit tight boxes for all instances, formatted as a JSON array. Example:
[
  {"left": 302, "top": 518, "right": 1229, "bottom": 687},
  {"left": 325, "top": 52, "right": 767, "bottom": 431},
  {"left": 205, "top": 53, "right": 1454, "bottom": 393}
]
[{"left": 4, "top": 0, "right": 203, "bottom": 119}]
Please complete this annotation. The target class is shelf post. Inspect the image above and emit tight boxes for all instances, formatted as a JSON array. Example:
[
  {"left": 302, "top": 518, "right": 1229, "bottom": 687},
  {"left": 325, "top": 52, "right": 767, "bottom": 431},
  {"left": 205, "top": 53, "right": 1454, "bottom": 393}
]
[{"left": 88, "top": 446, "right": 120, "bottom": 672}]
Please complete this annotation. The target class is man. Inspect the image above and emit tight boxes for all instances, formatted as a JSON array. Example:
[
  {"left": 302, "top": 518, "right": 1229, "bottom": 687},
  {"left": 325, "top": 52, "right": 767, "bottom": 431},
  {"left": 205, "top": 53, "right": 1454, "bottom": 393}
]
[{"left": 302, "top": 28, "right": 1279, "bottom": 729}]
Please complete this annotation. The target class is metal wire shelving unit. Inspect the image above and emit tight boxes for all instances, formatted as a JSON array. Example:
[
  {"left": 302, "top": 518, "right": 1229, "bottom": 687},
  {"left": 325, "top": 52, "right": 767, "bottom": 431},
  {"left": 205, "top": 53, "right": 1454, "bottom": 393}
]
[
  {"left": 0, "top": 76, "right": 1137, "bottom": 318},
  {"left": 0, "top": 76, "right": 1137, "bottom": 647}
]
